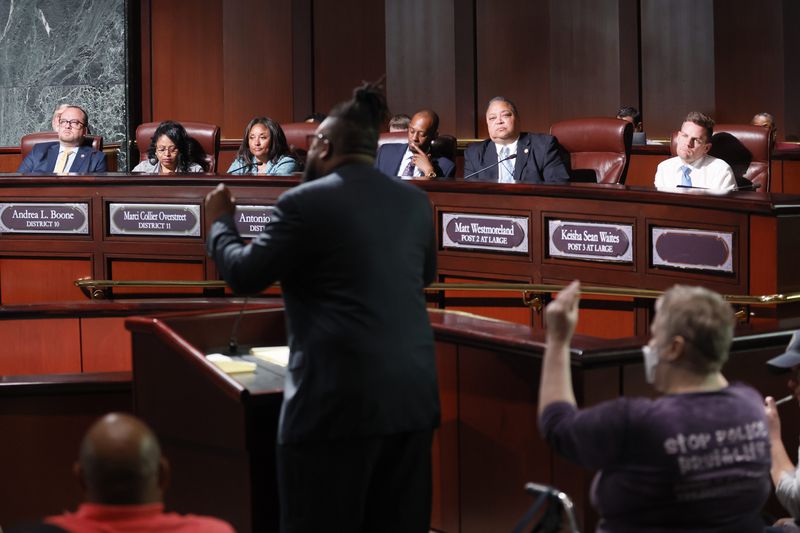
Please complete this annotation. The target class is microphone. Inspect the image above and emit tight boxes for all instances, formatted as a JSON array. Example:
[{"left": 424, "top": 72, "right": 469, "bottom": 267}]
[
  {"left": 463, "top": 153, "right": 517, "bottom": 180},
  {"left": 228, "top": 160, "right": 263, "bottom": 175},
  {"left": 733, "top": 182, "right": 761, "bottom": 191},
  {"left": 228, "top": 296, "right": 249, "bottom": 355},
  {"left": 775, "top": 394, "right": 794, "bottom": 406}
]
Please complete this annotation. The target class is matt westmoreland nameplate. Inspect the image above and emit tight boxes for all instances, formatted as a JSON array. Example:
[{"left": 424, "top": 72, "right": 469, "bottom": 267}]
[
  {"left": 0, "top": 202, "right": 89, "bottom": 234},
  {"left": 441, "top": 213, "right": 529, "bottom": 253},
  {"left": 108, "top": 203, "right": 201, "bottom": 237}
]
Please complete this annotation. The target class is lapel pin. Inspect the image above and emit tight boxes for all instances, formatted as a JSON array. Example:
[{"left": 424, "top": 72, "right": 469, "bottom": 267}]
[{"left": 524, "top": 148, "right": 529, "bottom": 154}]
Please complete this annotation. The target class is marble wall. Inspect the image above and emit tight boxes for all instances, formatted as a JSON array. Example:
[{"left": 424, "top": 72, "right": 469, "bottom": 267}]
[{"left": 0, "top": 0, "right": 127, "bottom": 165}]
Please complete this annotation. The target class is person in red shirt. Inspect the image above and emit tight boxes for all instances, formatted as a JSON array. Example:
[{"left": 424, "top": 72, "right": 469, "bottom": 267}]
[{"left": 44, "top": 413, "right": 233, "bottom": 533}]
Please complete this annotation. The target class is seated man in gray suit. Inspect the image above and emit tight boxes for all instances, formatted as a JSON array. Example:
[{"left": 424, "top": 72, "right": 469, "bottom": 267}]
[
  {"left": 464, "top": 96, "right": 569, "bottom": 183},
  {"left": 375, "top": 109, "right": 455, "bottom": 179},
  {"left": 18, "top": 105, "right": 107, "bottom": 174}
]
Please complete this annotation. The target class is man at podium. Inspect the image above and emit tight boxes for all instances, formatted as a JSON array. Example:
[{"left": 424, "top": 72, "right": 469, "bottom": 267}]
[{"left": 205, "top": 82, "right": 440, "bottom": 533}]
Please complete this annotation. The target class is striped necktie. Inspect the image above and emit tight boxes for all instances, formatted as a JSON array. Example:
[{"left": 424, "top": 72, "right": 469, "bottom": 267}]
[{"left": 499, "top": 146, "right": 514, "bottom": 183}]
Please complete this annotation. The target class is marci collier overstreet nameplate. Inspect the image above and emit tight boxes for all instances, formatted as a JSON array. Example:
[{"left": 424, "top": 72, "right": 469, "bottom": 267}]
[
  {"left": 548, "top": 220, "right": 633, "bottom": 263},
  {"left": 441, "top": 213, "right": 529, "bottom": 253},
  {"left": 108, "top": 203, "right": 201, "bottom": 237},
  {"left": 0, "top": 202, "right": 89, "bottom": 234},
  {"left": 235, "top": 205, "right": 276, "bottom": 238}
]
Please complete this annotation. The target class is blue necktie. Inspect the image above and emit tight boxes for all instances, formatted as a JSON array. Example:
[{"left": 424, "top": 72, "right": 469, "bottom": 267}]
[
  {"left": 499, "top": 146, "right": 514, "bottom": 183},
  {"left": 680, "top": 165, "right": 692, "bottom": 187}
]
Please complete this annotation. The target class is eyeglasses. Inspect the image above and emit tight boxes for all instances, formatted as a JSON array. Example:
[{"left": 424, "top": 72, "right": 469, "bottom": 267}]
[
  {"left": 677, "top": 131, "right": 707, "bottom": 147},
  {"left": 156, "top": 146, "right": 179, "bottom": 155},
  {"left": 59, "top": 119, "right": 85, "bottom": 129}
]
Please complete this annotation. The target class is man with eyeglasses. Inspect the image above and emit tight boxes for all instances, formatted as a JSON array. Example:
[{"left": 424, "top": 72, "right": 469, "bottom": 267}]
[
  {"left": 18, "top": 105, "right": 107, "bottom": 174},
  {"left": 654, "top": 111, "right": 735, "bottom": 191},
  {"left": 205, "top": 82, "right": 439, "bottom": 532}
]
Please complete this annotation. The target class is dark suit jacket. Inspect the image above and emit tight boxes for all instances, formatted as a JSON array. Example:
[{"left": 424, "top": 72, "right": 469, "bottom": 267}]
[
  {"left": 17, "top": 141, "right": 107, "bottom": 174},
  {"left": 375, "top": 142, "right": 456, "bottom": 178},
  {"left": 463, "top": 132, "right": 569, "bottom": 183},
  {"left": 208, "top": 163, "right": 440, "bottom": 444}
]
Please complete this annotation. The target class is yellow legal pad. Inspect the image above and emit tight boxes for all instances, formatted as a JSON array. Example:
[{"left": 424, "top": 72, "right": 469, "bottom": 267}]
[
  {"left": 205, "top": 353, "right": 257, "bottom": 374},
  {"left": 250, "top": 345, "right": 290, "bottom": 367}
]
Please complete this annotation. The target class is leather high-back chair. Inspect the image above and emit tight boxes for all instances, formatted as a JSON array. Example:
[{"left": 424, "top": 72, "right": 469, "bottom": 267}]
[
  {"left": 20, "top": 132, "right": 103, "bottom": 159},
  {"left": 669, "top": 124, "right": 771, "bottom": 192},
  {"left": 550, "top": 118, "right": 633, "bottom": 184},
  {"left": 281, "top": 122, "right": 319, "bottom": 164},
  {"left": 378, "top": 131, "right": 408, "bottom": 146},
  {"left": 136, "top": 121, "right": 220, "bottom": 172}
]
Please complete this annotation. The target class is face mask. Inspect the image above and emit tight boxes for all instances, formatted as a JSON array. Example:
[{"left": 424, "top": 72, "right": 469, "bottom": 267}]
[{"left": 641, "top": 345, "right": 659, "bottom": 384}]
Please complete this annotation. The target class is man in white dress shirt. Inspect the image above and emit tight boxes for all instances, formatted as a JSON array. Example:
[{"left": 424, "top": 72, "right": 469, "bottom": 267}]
[{"left": 654, "top": 111, "right": 735, "bottom": 192}]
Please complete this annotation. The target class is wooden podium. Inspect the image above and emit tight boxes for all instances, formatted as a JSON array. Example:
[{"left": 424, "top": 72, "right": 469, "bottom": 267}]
[
  {"left": 126, "top": 304, "right": 288, "bottom": 533},
  {"left": 127, "top": 304, "right": 799, "bottom": 532}
]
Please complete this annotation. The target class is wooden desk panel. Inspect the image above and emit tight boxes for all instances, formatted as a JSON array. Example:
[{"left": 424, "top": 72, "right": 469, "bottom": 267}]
[
  {"left": 0, "top": 257, "right": 92, "bottom": 304},
  {"left": 1, "top": 176, "right": 800, "bottom": 334},
  {"left": 0, "top": 318, "right": 82, "bottom": 375}
]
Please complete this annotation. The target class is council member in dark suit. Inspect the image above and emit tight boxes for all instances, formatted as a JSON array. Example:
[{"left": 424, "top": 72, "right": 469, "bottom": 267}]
[
  {"left": 375, "top": 109, "right": 455, "bottom": 179},
  {"left": 464, "top": 96, "right": 569, "bottom": 183},
  {"left": 205, "top": 82, "right": 439, "bottom": 533},
  {"left": 17, "top": 105, "right": 107, "bottom": 174}
]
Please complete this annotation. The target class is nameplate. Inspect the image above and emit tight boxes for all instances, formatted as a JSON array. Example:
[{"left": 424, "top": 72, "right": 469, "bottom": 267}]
[
  {"left": 651, "top": 227, "right": 733, "bottom": 273},
  {"left": 235, "top": 205, "right": 275, "bottom": 238},
  {"left": 108, "top": 203, "right": 201, "bottom": 237},
  {"left": 547, "top": 220, "right": 633, "bottom": 263},
  {"left": 0, "top": 202, "right": 89, "bottom": 234},
  {"left": 441, "top": 213, "right": 528, "bottom": 253}
]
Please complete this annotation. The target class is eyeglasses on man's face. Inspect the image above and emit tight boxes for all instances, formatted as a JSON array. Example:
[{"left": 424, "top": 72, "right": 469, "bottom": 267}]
[{"left": 59, "top": 119, "right": 85, "bottom": 129}]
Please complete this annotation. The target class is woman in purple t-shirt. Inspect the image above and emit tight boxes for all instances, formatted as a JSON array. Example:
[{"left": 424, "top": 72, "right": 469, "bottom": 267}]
[{"left": 539, "top": 282, "right": 771, "bottom": 533}]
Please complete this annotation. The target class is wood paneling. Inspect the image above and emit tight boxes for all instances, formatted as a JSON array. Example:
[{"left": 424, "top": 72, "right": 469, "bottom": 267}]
[
  {"left": 0, "top": 151, "right": 21, "bottom": 172},
  {"left": 221, "top": 0, "right": 294, "bottom": 132},
  {"left": 81, "top": 317, "right": 133, "bottom": 372},
  {"left": 783, "top": 0, "right": 800, "bottom": 141},
  {"left": 0, "top": 319, "right": 81, "bottom": 375},
  {"left": 312, "top": 0, "right": 385, "bottom": 116},
  {"left": 109, "top": 259, "right": 205, "bottom": 295},
  {"left": 0, "top": 258, "right": 92, "bottom": 304},
  {"left": 713, "top": 1, "right": 784, "bottom": 127},
  {"left": 641, "top": 0, "right": 716, "bottom": 138},
  {"left": 476, "top": 0, "right": 551, "bottom": 135},
  {"left": 385, "top": 0, "right": 457, "bottom": 135},
  {"left": 149, "top": 0, "right": 224, "bottom": 129},
  {"left": 0, "top": 376, "right": 131, "bottom": 526},
  {"left": 549, "top": 0, "right": 632, "bottom": 122},
  {"left": 132, "top": 1, "right": 800, "bottom": 155},
  {"left": 431, "top": 341, "right": 459, "bottom": 533}
]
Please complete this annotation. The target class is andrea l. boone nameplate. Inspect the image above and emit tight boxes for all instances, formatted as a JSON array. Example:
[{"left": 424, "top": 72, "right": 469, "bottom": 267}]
[
  {"left": 0, "top": 202, "right": 89, "bottom": 234},
  {"left": 109, "top": 203, "right": 201, "bottom": 237},
  {"left": 441, "top": 213, "right": 528, "bottom": 253},
  {"left": 235, "top": 205, "right": 276, "bottom": 238},
  {"left": 651, "top": 227, "right": 733, "bottom": 273},
  {"left": 548, "top": 220, "right": 633, "bottom": 263}
]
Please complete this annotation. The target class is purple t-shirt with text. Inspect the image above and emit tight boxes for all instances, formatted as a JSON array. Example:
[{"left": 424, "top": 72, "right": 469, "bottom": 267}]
[{"left": 540, "top": 382, "right": 770, "bottom": 532}]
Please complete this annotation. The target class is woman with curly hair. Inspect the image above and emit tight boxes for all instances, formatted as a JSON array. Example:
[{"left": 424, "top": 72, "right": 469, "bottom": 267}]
[{"left": 133, "top": 121, "right": 204, "bottom": 174}]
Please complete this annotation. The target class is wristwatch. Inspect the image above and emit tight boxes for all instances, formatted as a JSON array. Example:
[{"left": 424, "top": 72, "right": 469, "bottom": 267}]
[{"left": 426, "top": 170, "right": 437, "bottom": 178}]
